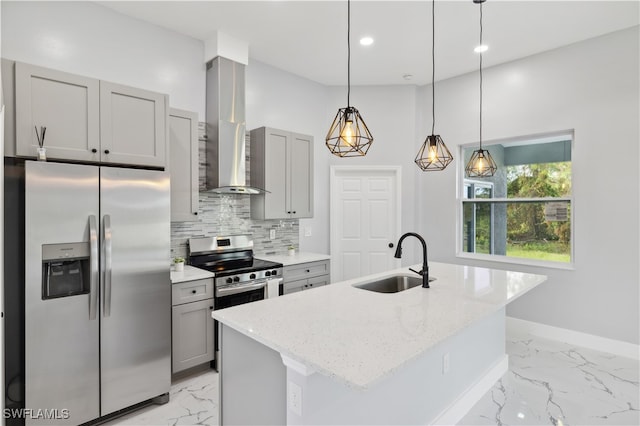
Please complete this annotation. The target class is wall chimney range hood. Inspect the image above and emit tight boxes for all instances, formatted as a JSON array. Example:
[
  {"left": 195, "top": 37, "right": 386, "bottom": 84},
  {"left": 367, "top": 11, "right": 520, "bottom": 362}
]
[{"left": 205, "top": 56, "right": 266, "bottom": 194}]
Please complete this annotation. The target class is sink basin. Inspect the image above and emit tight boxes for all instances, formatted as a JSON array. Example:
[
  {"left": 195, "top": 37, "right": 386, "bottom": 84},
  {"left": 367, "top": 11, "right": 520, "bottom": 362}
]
[{"left": 354, "top": 275, "right": 436, "bottom": 293}]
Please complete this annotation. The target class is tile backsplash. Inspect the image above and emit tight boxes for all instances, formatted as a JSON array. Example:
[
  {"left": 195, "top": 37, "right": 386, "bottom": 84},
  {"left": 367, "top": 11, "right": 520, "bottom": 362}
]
[{"left": 170, "top": 123, "right": 299, "bottom": 260}]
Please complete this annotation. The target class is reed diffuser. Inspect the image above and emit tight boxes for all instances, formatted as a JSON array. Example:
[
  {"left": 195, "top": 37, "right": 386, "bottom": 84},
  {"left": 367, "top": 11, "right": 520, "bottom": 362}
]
[{"left": 35, "top": 126, "right": 47, "bottom": 161}]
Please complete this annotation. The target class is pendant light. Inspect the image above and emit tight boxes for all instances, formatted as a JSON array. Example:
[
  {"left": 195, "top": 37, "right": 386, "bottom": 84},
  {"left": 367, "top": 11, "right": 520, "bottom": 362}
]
[
  {"left": 465, "top": 0, "right": 497, "bottom": 178},
  {"left": 326, "top": 0, "right": 374, "bottom": 157},
  {"left": 415, "top": 0, "right": 453, "bottom": 171}
]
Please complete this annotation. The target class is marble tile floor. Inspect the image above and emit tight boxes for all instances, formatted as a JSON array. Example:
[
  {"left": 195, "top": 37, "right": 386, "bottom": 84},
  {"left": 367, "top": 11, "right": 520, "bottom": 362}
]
[
  {"left": 105, "top": 330, "right": 638, "bottom": 426},
  {"left": 459, "top": 330, "right": 639, "bottom": 426},
  {"left": 102, "top": 369, "right": 219, "bottom": 426}
]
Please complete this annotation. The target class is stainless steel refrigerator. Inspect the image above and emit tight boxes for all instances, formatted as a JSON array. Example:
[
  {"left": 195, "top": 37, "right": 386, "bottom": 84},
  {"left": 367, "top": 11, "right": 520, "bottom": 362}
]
[{"left": 23, "top": 160, "right": 170, "bottom": 425}]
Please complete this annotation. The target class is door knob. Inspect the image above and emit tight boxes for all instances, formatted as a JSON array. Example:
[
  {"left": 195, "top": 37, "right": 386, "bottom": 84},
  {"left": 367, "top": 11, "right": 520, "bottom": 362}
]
[{"left": 388, "top": 243, "right": 394, "bottom": 248}]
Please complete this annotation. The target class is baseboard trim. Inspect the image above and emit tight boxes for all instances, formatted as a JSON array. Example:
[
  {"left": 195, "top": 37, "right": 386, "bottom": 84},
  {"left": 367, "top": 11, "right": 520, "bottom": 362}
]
[
  {"left": 431, "top": 355, "right": 508, "bottom": 426},
  {"left": 507, "top": 316, "right": 639, "bottom": 361}
]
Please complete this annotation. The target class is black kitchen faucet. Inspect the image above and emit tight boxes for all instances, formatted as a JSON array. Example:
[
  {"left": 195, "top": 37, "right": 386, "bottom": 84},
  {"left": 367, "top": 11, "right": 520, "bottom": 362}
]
[{"left": 393, "top": 232, "right": 430, "bottom": 288}]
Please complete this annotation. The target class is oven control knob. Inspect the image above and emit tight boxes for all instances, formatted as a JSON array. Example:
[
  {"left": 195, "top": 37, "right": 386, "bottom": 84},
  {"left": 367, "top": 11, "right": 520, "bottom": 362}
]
[
  {"left": 265, "top": 271, "right": 271, "bottom": 277},
  {"left": 233, "top": 276, "right": 240, "bottom": 283},
  {"left": 272, "top": 270, "right": 278, "bottom": 276},
  {"left": 249, "top": 273, "right": 256, "bottom": 279},
  {"left": 226, "top": 277, "right": 233, "bottom": 284}
]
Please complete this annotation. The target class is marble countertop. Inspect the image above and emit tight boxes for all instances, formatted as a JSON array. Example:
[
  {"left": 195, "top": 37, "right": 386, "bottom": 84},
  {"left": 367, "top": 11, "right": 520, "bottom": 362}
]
[
  {"left": 212, "top": 262, "right": 547, "bottom": 390},
  {"left": 170, "top": 265, "right": 215, "bottom": 284},
  {"left": 256, "top": 252, "right": 330, "bottom": 266}
]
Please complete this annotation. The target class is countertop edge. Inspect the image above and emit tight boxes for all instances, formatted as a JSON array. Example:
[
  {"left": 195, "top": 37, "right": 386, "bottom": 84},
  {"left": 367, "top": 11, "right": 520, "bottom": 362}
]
[
  {"left": 170, "top": 265, "right": 215, "bottom": 283},
  {"left": 255, "top": 252, "right": 331, "bottom": 266}
]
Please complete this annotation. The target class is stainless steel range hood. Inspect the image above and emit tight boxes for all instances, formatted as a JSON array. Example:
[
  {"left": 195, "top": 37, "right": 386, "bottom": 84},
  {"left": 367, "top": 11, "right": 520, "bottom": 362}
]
[{"left": 205, "top": 56, "right": 265, "bottom": 194}]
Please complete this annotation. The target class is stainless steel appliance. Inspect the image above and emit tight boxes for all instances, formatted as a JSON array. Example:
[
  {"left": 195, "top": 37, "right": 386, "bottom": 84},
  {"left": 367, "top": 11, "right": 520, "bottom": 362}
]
[
  {"left": 18, "top": 160, "right": 170, "bottom": 425},
  {"left": 188, "top": 235, "right": 283, "bottom": 364},
  {"left": 205, "top": 56, "right": 266, "bottom": 194}
]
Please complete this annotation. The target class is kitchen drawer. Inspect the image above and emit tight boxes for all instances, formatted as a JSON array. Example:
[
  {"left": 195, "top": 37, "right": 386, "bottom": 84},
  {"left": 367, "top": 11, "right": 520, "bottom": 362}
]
[
  {"left": 283, "top": 279, "right": 306, "bottom": 295},
  {"left": 283, "top": 260, "right": 330, "bottom": 281},
  {"left": 307, "top": 275, "right": 329, "bottom": 288},
  {"left": 172, "top": 278, "right": 214, "bottom": 305},
  {"left": 282, "top": 274, "right": 330, "bottom": 295}
]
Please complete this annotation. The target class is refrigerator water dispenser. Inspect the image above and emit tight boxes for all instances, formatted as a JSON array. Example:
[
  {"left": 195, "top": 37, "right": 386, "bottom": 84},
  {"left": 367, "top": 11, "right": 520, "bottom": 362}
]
[{"left": 42, "top": 242, "right": 90, "bottom": 299}]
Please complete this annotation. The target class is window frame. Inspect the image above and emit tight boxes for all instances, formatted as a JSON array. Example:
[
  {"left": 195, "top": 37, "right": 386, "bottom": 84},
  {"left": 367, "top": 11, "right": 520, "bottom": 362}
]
[
  {"left": 463, "top": 180, "right": 495, "bottom": 255},
  {"left": 456, "top": 133, "right": 575, "bottom": 270}
]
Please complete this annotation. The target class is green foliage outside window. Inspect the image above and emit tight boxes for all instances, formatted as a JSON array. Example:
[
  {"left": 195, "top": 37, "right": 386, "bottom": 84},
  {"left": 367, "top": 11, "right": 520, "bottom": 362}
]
[{"left": 506, "top": 162, "right": 571, "bottom": 261}]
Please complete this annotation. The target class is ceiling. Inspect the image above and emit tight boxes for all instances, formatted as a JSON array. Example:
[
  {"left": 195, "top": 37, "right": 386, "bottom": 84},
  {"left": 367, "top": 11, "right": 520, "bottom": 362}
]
[{"left": 97, "top": 1, "right": 639, "bottom": 86}]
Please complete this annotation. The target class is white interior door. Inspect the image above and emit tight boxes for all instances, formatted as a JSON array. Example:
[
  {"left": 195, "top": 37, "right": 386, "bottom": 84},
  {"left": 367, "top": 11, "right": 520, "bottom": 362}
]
[{"left": 330, "top": 166, "right": 401, "bottom": 282}]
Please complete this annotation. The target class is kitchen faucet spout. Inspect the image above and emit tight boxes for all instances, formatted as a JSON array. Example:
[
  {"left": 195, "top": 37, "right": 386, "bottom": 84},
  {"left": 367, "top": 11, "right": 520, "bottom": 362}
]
[{"left": 393, "top": 232, "right": 430, "bottom": 288}]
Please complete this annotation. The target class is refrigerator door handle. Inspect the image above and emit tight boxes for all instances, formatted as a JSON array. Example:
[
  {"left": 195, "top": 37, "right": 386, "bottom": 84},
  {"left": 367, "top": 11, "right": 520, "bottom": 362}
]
[
  {"left": 103, "top": 214, "right": 113, "bottom": 317},
  {"left": 89, "top": 215, "right": 99, "bottom": 320}
]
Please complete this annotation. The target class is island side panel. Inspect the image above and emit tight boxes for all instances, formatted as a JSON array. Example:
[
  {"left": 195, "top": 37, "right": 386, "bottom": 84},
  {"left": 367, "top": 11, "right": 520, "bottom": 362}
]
[
  {"left": 220, "top": 324, "right": 286, "bottom": 425},
  {"left": 286, "top": 308, "right": 506, "bottom": 425}
]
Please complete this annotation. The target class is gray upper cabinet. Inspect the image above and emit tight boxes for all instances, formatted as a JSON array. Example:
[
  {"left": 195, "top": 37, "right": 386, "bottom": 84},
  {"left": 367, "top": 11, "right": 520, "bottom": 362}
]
[
  {"left": 169, "top": 108, "right": 199, "bottom": 221},
  {"left": 250, "top": 127, "right": 314, "bottom": 220},
  {"left": 15, "top": 62, "right": 100, "bottom": 162},
  {"left": 100, "top": 81, "right": 166, "bottom": 168},
  {"left": 14, "top": 61, "right": 167, "bottom": 168}
]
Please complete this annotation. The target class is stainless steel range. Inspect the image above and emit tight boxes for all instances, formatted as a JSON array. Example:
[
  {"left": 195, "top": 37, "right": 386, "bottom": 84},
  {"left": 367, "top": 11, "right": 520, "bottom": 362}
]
[{"left": 188, "top": 235, "right": 283, "bottom": 366}]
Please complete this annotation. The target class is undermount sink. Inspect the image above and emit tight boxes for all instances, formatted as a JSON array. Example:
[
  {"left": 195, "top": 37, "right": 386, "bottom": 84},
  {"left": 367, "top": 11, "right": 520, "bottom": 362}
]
[{"left": 354, "top": 275, "right": 436, "bottom": 293}]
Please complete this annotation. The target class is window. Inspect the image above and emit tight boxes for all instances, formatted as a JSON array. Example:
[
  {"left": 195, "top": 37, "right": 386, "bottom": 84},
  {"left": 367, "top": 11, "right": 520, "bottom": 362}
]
[{"left": 459, "top": 133, "right": 573, "bottom": 266}]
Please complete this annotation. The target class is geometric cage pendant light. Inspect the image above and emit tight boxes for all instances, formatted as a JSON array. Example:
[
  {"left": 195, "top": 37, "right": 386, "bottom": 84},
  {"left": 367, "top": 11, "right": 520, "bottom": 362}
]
[
  {"left": 325, "top": 0, "right": 374, "bottom": 157},
  {"left": 415, "top": 0, "right": 453, "bottom": 171},
  {"left": 465, "top": 0, "right": 497, "bottom": 177}
]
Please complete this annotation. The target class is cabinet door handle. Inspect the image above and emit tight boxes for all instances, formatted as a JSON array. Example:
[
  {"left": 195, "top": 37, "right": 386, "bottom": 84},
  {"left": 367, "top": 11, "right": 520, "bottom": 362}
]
[
  {"left": 191, "top": 290, "right": 197, "bottom": 294},
  {"left": 293, "top": 211, "right": 296, "bottom": 214},
  {"left": 104, "top": 149, "right": 110, "bottom": 154},
  {"left": 91, "top": 148, "right": 98, "bottom": 153},
  {"left": 306, "top": 269, "right": 310, "bottom": 273},
  {"left": 209, "top": 306, "right": 214, "bottom": 310}
]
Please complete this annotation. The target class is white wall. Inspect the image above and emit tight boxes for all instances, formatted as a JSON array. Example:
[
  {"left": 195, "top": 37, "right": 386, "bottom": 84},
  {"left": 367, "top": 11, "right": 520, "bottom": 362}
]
[
  {"left": 415, "top": 26, "right": 640, "bottom": 345},
  {"left": 1, "top": 1, "right": 205, "bottom": 116}
]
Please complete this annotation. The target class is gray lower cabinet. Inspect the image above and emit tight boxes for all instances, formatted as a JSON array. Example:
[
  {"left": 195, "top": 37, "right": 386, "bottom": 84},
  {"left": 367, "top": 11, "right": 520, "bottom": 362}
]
[
  {"left": 14, "top": 61, "right": 167, "bottom": 168},
  {"left": 169, "top": 108, "right": 199, "bottom": 221},
  {"left": 171, "top": 279, "right": 214, "bottom": 373},
  {"left": 282, "top": 260, "right": 330, "bottom": 295},
  {"left": 250, "top": 127, "right": 313, "bottom": 219}
]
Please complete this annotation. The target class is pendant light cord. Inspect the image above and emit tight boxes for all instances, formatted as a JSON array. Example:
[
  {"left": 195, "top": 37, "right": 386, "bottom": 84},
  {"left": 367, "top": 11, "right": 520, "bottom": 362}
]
[
  {"left": 431, "top": 0, "right": 435, "bottom": 136},
  {"left": 479, "top": 2, "right": 483, "bottom": 150},
  {"left": 347, "top": 0, "right": 351, "bottom": 108}
]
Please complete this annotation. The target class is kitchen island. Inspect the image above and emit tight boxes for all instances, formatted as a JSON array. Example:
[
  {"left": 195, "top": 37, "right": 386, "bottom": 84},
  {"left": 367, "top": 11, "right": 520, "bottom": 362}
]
[{"left": 212, "top": 262, "right": 547, "bottom": 425}]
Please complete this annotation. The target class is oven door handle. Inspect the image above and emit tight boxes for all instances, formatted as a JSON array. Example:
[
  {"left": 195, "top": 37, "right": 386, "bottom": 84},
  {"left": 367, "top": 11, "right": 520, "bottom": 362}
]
[{"left": 216, "top": 281, "right": 267, "bottom": 297}]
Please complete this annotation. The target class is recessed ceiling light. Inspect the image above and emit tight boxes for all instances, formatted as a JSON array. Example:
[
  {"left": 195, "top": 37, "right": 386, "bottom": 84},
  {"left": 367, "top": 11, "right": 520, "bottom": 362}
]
[
  {"left": 360, "top": 37, "right": 374, "bottom": 46},
  {"left": 474, "top": 44, "right": 488, "bottom": 53}
]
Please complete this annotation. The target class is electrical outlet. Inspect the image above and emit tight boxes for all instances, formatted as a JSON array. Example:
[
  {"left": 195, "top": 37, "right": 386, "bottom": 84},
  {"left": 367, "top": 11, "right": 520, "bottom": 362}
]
[
  {"left": 270, "top": 229, "right": 276, "bottom": 240},
  {"left": 443, "top": 353, "right": 450, "bottom": 374},
  {"left": 304, "top": 227, "right": 312, "bottom": 237},
  {"left": 288, "top": 381, "right": 302, "bottom": 416}
]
